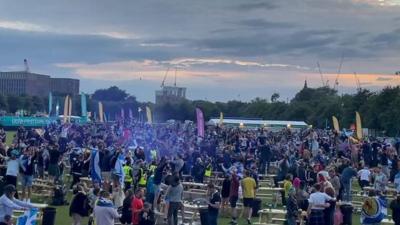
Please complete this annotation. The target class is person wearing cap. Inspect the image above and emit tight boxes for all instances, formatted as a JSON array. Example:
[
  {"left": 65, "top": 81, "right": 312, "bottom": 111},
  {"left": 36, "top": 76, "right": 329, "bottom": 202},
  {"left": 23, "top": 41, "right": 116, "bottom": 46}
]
[{"left": 0, "top": 185, "right": 36, "bottom": 223}]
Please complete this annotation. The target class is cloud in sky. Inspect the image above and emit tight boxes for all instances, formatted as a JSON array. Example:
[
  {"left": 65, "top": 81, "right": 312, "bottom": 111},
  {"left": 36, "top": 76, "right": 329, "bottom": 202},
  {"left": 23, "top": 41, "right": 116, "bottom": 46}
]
[{"left": 0, "top": 0, "right": 399, "bottom": 101}]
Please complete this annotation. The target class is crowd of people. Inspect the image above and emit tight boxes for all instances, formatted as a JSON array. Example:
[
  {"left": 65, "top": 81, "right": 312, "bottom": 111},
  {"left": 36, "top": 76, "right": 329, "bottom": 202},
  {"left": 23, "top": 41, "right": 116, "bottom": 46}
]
[{"left": 0, "top": 120, "right": 400, "bottom": 225}]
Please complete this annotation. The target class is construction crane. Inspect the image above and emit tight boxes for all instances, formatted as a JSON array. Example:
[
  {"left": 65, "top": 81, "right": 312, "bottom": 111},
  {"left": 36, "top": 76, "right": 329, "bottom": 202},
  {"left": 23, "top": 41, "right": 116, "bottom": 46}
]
[
  {"left": 353, "top": 72, "right": 362, "bottom": 92},
  {"left": 24, "top": 59, "right": 30, "bottom": 73},
  {"left": 174, "top": 67, "right": 177, "bottom": 87},
  {"left": 160, "top": 67, "right": 170, "bottom": 88},
  {"left": 316, "top": 62, "right": 327, "bottom": 87},
  {"left": 333, "top": 55, "right": 344, "bottom": 91}
]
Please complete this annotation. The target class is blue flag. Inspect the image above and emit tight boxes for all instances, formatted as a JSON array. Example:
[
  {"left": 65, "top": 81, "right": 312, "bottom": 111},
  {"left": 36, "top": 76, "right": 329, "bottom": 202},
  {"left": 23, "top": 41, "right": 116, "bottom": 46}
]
[{"left": 90, "top": 149, "right": 102, "bottom": 183}]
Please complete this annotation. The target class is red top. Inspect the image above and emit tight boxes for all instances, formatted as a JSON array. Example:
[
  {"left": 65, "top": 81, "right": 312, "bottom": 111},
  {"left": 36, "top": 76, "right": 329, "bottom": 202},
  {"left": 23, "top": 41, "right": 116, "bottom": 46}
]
[{"left": 131, "top": 197, "right": 144, "bottom": 225}]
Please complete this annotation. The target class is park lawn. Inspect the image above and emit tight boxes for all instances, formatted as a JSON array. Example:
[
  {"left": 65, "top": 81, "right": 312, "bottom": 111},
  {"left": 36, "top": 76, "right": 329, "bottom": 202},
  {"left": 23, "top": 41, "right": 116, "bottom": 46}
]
[{"left": 6, "top": 131, "right": 15, "bottom": 145}]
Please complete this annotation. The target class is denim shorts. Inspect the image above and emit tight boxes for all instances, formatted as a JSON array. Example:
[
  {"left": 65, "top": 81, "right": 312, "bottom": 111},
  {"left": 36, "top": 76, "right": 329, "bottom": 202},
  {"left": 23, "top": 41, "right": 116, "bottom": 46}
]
[{"left": 21, "top": 175, "right": 33, "bottom": 187}]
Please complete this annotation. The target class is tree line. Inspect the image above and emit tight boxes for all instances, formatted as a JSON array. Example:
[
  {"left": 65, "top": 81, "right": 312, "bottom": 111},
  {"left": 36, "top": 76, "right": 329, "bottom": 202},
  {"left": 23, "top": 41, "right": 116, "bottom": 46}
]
[{"left": 1, "top": 85, "right": 400, "bottom": 136}]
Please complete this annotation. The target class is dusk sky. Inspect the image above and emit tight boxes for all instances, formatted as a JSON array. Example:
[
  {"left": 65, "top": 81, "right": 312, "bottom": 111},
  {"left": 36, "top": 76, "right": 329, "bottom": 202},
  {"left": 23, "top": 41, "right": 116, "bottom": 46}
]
[{"left": 0, "top": 0, "right": 399, "bottom": 102}]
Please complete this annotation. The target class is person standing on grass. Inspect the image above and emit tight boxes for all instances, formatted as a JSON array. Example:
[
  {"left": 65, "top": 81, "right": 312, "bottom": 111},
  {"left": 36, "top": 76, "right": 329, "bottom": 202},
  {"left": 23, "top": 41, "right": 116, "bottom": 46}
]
[
  {"left": 307, "top": 183, "right": 333, "bottom": 225},
  {"left": 19, "top": 146, "right": 36, "bottom": 203},
  {"left": 207, "top": 183, "right": 221, "bottom": 225},
  {"left": 120, "top": 189, "right": 134, "bottom": 225},
  {"left": 166, "top": 175, "right": 183, "bottom": 225},
  {"left": 220, "top": 174, "right": 231, "bottom": 216},
  {"left": 229, "top": 169, "right": 240, "bottom": 225},
  {"left": 131, "top": 189, "right": 144, "bottom": 225},
  {"left": 0, "top": 150, "right": 20, "bottom": 199},
  {"left": 340, "top": 161, "right": 357, "bottom": 202},
  {"left": 373, "top": 165, "right": 388, "bottom": 194},
  {"left": 93, "top": 191, "right": 121, "bottom": 225},
  {"left": 69, "top": 184, "right": 90, "bottom": 225},
  {"left": 241, "top": 170, "right": 257, "bottom": 225},
  {"left": 358, "top": 164, "right": 371, "bottom": 189},
  {"left": 286, "top": 187, "right": 299, "bottom": 225}
]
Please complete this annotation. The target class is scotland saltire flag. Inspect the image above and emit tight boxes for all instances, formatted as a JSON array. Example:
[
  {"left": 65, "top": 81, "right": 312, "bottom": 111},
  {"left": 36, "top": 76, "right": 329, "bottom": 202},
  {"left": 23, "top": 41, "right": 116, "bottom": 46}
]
[
  {"left": 90, "top": 148, "right": 102, "bottom": 183},
  {"left": 361, "top": 196, "right": 387, "bottom": 224},
  {"left": 113, "top": 153, "right": 125, "bottom": 187},
  {"left": 17, "top": 208, "right": 38, "bottom": 225}
]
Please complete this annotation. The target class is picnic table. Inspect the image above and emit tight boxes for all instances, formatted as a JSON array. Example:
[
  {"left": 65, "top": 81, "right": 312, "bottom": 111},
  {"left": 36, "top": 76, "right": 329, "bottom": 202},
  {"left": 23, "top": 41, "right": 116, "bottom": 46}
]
[
  {"left": 257, "top": 208, "right": 306, "bottom": 225},
  {"left": 258, "top": 187, "right": 284, "bottom": 207},
  {"left": 364, "top": 186, "right": 398, "bottom": 195},
  {"left": 182, "top": 182, "right": 209, "bottom": 189}
]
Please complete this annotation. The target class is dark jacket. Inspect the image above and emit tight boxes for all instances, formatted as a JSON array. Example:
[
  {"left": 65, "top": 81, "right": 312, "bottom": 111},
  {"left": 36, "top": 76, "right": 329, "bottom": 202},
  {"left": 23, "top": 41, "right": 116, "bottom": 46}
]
[{"left": 69, "top": 192, "right": 90, "bottom": 217}]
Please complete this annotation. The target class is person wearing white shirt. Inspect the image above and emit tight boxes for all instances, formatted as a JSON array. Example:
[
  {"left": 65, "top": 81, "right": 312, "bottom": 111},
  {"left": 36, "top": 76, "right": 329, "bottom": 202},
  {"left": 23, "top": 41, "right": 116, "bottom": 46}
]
[
  {"left": 0, "top": 150, "right": 20, "bottom": 199},
  {"left": 358, "top": 166, "right": 371, "bottom": 189},
  {"left": 307, "top": 183, "right": 333, "bottom": 225}
]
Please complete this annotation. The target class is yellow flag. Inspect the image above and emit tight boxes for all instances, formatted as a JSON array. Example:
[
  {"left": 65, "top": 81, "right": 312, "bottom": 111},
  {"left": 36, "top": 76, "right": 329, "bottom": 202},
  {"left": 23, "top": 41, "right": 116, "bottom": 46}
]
[
  {"left": 63, "top": 95, "right": 69, "bottom": 123},
  {"left": 146, "top": 106, "right": 152, "bottom": 123},
  {"left": 98, "top": 102, "right": 104, "bottom": 123},
  {"left": 219, "top": 112, "right": 224, "bottom": 126},
  {"left": 332, "top": 116, "right": 340, "bottom": 133},
  {"left": 356, "top": 111, "right": 362, "bottom": 140},
  {"left": 68, "top": 96, "right": 72, "bottom": 123}
]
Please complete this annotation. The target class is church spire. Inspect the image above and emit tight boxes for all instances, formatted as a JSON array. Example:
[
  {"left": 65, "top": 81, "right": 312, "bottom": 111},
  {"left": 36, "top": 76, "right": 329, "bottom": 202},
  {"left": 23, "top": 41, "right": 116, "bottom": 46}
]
[{"left": 303, "top": 79, "right": 308, "bottom": 89}]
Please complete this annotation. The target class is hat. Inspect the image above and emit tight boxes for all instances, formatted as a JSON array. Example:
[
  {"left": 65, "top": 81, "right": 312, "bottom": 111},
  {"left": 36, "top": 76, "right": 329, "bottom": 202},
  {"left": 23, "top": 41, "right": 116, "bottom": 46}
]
[{"left": 3, "top": 184, "right": 16, "bottom": 195}]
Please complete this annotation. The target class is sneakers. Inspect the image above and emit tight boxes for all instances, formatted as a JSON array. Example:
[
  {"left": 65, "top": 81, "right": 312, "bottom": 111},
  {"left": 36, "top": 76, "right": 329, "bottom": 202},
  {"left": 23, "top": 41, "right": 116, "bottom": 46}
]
[
  {"left": 230, "top": 219, "right": 237, "bottom": 225},
  {"left": 246, "top": 219, "right": 252, "bottom": 225}
]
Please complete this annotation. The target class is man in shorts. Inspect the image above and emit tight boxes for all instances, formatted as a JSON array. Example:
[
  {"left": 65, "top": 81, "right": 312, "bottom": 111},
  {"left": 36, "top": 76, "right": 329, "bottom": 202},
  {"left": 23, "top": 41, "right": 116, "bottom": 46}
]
[
  {"left": 241, "top": 170, "right": 257, "bottom": 225},
  {"left": 20, "top": 147, "right": 36, "bottom": 202}
]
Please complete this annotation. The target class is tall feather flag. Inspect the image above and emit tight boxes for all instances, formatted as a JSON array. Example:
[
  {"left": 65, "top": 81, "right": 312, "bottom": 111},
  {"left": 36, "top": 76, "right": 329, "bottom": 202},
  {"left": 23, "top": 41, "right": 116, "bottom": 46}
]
[
  {"left": 90, "top": 148, "right": 102, "bottom": 183},
  {"left": 63, "top": 95, "right": 69, "bottom": 123},
  {"left": 146, "top": 106, "right": 152, "bottom": 123},
  {"left": 196, "top": 108, "right": 205, "bottom": 138},
  {"left": 68, "top": 96, "right": 72, "bottom": 123},
  {"left": 98, "top": 102, "right": 104, "bottom": 123},
  {"left": 332, "top": 116, "right": 340, "bottom": 133},
  {"left": 48, "top": 92, "right": 53, "bottom": 116},
  {"left": 81, "top": 93, "right": 87, "bottom": 118},
  {"left": 356, "top": 111, "right": 363, "bottom": 140},
  {"left": 219, "top": 112, "right": 224, "bottom": 126}
]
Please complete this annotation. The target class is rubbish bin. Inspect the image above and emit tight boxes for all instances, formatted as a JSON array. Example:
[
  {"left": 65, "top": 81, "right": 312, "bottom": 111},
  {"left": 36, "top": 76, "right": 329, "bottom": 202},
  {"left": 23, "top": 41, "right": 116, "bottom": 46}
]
[
  {"left": 42, "top": 207, "right": 56, "bottom": 225},
  {"left": 252, "top": 198, "right": 262, "bottom": 217},
  {"left": 199, "top": 208, "right": 208, "bottom": 225},
  {"left": 340, "top": 203, "right": 353, "bottom": 225}
]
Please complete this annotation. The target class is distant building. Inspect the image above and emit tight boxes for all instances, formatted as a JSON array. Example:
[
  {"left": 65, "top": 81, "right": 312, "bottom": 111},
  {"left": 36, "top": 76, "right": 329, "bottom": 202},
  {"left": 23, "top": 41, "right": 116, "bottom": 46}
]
[
  {"left": 155, "top": 86, "right": 186, "bottom": 104},
  {"left": 0, "top": 71, "right": 79, "bottom": 97}
]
